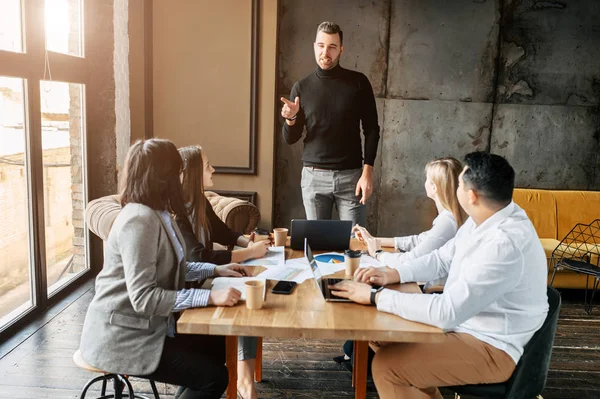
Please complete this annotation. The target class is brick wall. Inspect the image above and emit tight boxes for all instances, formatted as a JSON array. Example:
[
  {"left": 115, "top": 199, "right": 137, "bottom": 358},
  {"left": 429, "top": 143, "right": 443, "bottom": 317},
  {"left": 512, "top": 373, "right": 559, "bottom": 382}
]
[{"left": 0, "top": 147, "right": 81, "bottom": 295}]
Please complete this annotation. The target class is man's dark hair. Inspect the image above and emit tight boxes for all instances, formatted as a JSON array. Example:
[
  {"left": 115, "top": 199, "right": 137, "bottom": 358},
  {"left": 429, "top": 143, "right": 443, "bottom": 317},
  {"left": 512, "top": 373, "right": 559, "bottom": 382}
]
[
  {"left": 317, "top": 21, "right": 343, "bottom": 45},
  {"left": 462, "top": 152, "right": 515, "bottom": 205}
]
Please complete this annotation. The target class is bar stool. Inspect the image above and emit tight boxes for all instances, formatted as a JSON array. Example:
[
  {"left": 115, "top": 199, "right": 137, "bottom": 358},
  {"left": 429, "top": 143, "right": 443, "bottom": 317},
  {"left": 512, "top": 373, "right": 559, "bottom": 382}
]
[{"left": 73, "top": 349, "right": 161, "bottom": 399}]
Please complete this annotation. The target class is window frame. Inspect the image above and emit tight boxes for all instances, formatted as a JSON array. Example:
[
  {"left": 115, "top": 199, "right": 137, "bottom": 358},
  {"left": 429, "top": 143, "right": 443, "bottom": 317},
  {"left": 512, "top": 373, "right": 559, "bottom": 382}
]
[{"left": 0, "top": 0, "right": 93, "bottom": 338}]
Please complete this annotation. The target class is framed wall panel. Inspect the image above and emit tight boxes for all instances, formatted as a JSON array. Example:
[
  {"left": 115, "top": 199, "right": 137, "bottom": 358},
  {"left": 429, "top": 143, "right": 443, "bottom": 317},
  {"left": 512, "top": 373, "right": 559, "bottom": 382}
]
[{"left": 152, "top": 0, "right": 259, "bottom": 175}]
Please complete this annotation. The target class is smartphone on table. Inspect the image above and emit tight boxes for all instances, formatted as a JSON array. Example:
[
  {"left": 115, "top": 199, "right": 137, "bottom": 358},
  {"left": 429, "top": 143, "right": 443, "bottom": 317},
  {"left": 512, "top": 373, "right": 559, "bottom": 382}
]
[{"left": 271, "top": 281, "right": 297, "bottom": 295}]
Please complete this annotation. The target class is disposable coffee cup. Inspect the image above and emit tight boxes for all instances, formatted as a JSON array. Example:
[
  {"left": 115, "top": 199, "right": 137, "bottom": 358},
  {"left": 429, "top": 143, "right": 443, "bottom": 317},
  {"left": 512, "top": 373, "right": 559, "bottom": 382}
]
[
  {"left": 344, "top": 249, "right": 362, "bottom": 277},
  {"left": 245, "top": 280, "right": 265, "bottom": 310},
  {"left": 253, "top": 228, "right": 270, "bottom": 243},
  {"left": 273, "top": 228, "right": 289, "bottom": 247}
]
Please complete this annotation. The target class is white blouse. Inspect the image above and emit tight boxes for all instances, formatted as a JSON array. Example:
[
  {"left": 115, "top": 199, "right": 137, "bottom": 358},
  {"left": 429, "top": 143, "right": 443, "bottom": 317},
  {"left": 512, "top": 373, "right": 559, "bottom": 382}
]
[{"left": 379, "top": 210, "right": 457, "bottom": 267}]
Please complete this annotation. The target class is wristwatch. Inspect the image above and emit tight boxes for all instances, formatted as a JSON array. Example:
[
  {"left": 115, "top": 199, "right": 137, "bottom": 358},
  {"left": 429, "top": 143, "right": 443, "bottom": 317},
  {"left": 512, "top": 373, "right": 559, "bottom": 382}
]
[
  {"left": 370, "top": 286, "right": 384, "bottom": 306},
  {"left": 374, "top": 249, "right": 384, "bottom": 261},
  {"left": 285, "top": 114, "right": 298, "bottom": 121}
]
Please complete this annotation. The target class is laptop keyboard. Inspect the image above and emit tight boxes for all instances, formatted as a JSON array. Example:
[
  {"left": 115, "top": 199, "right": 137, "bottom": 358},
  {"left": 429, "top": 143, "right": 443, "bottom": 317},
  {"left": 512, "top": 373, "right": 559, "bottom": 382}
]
[{"left": 322, "top": 278, "right": 346, "bottom": 300}]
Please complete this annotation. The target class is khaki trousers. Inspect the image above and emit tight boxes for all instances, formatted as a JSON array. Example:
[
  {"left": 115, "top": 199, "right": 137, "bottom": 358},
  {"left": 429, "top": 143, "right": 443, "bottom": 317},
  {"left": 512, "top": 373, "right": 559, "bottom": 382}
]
[{"left": 371, "top": 332, "right": 516, "bottom": 399}]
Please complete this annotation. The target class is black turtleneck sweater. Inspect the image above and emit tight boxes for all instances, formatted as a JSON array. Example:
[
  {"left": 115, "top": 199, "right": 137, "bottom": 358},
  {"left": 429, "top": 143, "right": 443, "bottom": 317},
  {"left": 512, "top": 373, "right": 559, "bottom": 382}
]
[{"left": 282, "top": 65, "right": 380, "bottom": 170}]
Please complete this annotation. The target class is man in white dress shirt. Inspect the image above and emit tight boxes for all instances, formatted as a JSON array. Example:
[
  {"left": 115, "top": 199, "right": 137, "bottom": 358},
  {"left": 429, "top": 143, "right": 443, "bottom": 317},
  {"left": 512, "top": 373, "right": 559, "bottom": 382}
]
[{"left": 331, "top": 152, "right": 549, "bottom": 399}]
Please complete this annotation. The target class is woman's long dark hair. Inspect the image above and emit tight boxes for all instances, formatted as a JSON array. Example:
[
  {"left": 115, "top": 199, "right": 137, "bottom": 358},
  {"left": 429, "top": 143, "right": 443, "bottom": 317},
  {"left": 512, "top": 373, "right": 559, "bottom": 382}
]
[
  {"left": 178, "top": 145, "right": 209, "bottom": 239},
  {"left": 119, "top": 139, "right": 187, "bottom": 217}
]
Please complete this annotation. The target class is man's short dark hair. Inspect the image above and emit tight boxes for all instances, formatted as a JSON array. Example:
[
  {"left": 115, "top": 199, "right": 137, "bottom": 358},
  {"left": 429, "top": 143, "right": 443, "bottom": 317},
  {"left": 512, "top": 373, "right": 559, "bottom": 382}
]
[
  {"left": 317, "top": 21, "right": 343, "bottom": 45},
  {"left": 462, "top": 152, "right": 515, "bottom": 205}
]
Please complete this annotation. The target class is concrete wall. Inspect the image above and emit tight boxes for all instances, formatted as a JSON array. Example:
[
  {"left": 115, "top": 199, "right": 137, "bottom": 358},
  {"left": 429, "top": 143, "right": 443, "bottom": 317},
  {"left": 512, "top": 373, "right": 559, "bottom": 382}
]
[{"left": 275, "top": 0, "right": 600, "bottom": 236}]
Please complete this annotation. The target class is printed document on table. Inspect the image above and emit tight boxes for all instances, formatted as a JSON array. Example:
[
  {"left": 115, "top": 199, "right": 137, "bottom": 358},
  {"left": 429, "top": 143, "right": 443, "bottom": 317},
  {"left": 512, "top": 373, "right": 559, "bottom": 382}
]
[
  {"left": 210, "top": 277, "right": 266, "bottom": 301},
  {"left": 240, "top": 246, "right": 285, "bottom": 267},
  {"left": 359, "top": 254, "right": 381, "bottom": 268},
  {"left": 256, "top": 266, "right": 313, "bottom": 284},
  {"left": 314, "top": 252, "right": 346, "bottom": 275}
]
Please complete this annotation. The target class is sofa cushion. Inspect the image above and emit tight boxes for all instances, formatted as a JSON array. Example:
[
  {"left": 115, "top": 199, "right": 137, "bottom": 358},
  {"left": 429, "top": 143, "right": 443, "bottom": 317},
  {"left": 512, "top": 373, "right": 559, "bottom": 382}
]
[
  {"left": 205, "top": 191, "right": 260, "bottom": 234},
  {"left": 86, "top": 193, "right": 261, "bottom": 240},
  {"left": 552, "top": 190, "right": 600, "bottom": 240},
  {"left": 513, "top": 189, "right": 557, "bottom": 239},
  {"left": 540, "top": 238, "right": 560, "bottom": 260},
  {"left": 85, "top": 195, "right": 121, "bottom": 241}
]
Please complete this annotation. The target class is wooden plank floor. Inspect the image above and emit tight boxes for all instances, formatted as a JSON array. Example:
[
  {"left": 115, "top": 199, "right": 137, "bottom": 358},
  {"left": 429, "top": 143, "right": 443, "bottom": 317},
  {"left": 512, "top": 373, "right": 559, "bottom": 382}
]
[{"left": 1, "top": 280, "right": 599, "bottom": 398}]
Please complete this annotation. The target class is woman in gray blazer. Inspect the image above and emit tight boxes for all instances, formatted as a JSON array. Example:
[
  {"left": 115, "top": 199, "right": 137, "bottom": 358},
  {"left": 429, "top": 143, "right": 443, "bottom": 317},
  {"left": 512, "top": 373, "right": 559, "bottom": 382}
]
[{"left": 80, "top": 139, "right": 248, "bottom": 399}]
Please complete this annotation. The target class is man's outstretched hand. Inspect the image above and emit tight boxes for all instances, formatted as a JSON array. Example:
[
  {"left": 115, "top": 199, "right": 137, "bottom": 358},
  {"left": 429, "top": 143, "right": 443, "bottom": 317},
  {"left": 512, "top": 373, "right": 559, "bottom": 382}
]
[{"left": 281, "top": 96, "right": 300, "bottom": 122}]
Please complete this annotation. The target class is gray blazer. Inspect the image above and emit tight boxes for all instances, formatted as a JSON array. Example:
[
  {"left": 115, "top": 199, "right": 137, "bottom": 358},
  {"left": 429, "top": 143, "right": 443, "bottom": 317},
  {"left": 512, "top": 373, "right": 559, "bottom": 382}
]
[{"left": 80, "top": 203, "right": 187, "bottom": 375}]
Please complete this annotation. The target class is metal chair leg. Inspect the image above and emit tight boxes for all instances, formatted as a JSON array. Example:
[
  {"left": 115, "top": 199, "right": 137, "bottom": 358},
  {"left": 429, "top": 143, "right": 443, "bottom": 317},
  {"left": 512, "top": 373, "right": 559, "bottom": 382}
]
[
  {"left": 549, "top": 262, "right": 559, "bottom": 286},
  {"left": 101, "top": 376, "right": 108, "bottom": 396},
  {"left": 120, "top": 374, "right": 140, "bottom": 399},
  {"left": 113, "top": 375, "right": 124, "bottom": 399},
  {"left": 584, "top": 278, "right": 599, "bottom": 314},
  {"left": 79, "top": 374, "right": 114, "bottom": 399},
  {"left": 150, "top": 380, "right": 161, "bottom": 399}
]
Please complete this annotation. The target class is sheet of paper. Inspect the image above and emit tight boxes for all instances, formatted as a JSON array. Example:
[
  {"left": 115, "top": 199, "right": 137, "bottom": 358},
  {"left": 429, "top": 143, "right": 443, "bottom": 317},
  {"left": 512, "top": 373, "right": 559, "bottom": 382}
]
[
  {"left": 241, "top": 246, "right": 285, "bottom": 267},
  {"left": 314, "top": 252, "right": 345, "bottom": 276},
  {"left": 256, "top": 266, "right": 313, "bottom": 284},
  {"left": 210, "top": 277, "right": 266, "bottom": 301},
  {"left": 359, "top": 254, "right": 381, "bottom": 268},
  {"left": 285, "top": 257, "right": 310, "bottom": 269}
]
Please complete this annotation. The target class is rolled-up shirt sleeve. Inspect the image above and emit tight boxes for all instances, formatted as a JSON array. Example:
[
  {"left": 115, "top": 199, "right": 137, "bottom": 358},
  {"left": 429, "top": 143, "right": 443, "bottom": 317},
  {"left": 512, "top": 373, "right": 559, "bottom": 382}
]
[
  {"left": 172, "top": 288, "right": 211, "bottom": 311},
  {"left": 185, "top": 262, "right": 216, "bottom": 282}
]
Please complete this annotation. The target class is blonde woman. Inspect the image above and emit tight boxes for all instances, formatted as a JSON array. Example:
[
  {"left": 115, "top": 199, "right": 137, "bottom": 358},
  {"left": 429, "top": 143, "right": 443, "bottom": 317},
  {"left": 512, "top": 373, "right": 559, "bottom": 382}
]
[
  {"left": 335, "top": 157, "right": 465, "bottom": 372},
  {"left": 354, "top": 157, "right": 465, "bottom": 266}
]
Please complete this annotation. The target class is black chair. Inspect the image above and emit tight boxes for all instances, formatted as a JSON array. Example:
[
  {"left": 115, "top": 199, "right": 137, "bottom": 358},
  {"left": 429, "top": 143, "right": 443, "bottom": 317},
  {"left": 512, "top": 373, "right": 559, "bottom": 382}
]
[
  {"left": 549, "top": 219, "right": 600, "bottom": 313},
  {"left": 450, "top": 286, "right": 561, "bottom": 399},
  {"left": 73, "top": 350, "right": 161, "bottom": 399}
]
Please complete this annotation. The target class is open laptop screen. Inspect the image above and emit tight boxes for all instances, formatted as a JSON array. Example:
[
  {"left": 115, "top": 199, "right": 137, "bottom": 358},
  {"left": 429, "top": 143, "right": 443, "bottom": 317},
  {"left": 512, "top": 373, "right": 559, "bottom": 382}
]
[{"left": 304, "top": 238, "right": 322, "bottom": 282}]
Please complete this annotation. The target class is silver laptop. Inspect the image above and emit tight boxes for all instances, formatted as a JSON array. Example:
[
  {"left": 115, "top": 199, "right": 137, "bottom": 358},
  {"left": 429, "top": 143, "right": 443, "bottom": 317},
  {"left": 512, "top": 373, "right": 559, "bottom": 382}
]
[{"left": 304, "top": 238, "right": 351, "bottom": 302}]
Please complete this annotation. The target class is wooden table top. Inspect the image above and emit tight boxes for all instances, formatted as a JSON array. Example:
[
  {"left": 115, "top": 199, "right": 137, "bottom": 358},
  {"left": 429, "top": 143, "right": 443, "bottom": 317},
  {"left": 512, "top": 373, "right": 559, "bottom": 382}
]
[{"left": 177, "top": 239, "right": 443, "bottom": 343}]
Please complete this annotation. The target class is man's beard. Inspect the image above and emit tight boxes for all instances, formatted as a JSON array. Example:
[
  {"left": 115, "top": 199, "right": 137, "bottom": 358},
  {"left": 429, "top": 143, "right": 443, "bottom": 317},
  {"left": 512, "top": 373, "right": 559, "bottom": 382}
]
[{"left": 320, "top": 55, "right": 340, "bottom": 70}]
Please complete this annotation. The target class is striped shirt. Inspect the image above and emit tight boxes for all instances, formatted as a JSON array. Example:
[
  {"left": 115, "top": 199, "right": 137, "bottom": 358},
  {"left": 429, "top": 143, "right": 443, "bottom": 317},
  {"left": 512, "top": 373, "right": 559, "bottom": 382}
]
[{"left": 158, "top": 212, "right": 215, "bottom": 336}]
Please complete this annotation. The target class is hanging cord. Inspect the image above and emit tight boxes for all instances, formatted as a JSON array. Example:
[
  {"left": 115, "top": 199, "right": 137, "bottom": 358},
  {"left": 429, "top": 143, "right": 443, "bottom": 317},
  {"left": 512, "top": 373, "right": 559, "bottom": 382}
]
[{"left": 42, "top": 13, "right": 53, "bottom": 93}]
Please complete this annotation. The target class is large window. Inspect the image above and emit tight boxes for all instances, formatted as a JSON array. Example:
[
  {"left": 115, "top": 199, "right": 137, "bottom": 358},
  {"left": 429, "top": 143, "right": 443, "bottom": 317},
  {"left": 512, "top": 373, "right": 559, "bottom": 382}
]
[{"left": 0, "top": 0, "right": 89, "bottom": 333}]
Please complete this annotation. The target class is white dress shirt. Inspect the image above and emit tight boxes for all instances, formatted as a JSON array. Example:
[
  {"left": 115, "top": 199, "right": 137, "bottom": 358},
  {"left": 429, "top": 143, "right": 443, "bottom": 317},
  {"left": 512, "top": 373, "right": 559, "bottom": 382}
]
[
  {"left": 377, "top": 202, "right": 549, "bottom": 364},
  {"left": 379, "top": 210, "right": 457, "bottom": 266}
]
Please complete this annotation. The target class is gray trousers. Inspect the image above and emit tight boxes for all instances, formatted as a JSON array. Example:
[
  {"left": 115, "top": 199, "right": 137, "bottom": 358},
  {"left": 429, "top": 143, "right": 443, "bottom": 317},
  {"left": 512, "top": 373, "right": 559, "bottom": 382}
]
[
  {"left": 238, "top": 336, "right": 258, "bottom": 361},
  {"left": 301, "top": 167, "right": 366, "bottom": 227}
]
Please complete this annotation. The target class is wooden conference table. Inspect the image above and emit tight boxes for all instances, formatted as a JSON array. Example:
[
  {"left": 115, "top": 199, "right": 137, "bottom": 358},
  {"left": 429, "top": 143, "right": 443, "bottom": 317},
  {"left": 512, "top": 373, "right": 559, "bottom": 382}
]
[{"left": 177, "top": 239, "right": 443, "bottom": 399}]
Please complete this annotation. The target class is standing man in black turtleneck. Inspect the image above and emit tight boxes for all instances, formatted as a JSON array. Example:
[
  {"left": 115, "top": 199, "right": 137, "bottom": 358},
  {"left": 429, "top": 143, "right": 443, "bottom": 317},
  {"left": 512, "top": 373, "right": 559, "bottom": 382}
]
[{"left": 281, "top": 21, "right": 380, "bottom": 227}]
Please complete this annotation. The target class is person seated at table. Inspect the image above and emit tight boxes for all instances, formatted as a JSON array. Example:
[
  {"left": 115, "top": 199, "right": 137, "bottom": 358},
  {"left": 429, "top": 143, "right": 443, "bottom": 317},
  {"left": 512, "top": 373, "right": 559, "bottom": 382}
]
[
  {"left": 330, "top": 151, "right": 549, "bottom": 399},
  {"left": 178, "top": 145, "right": 264, "bottom": 399},
  {"left": 335, "top": 157, "right": 465, "bottom": 369},
  {"left": 353, "top": 156, "right": 465, "bottom": 265},
  {"left": 178, "top": 145, "right": 270, "bottom": 265},
  {"left": 79, "top": 139, "right": 248, "bottom": 399}
]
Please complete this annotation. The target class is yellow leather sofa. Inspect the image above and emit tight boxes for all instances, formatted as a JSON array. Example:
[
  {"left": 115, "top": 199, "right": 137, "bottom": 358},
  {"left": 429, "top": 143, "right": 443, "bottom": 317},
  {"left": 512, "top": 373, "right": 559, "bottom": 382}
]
[{"left": 513, "top": 188, "right": 600, "bottom": 289}]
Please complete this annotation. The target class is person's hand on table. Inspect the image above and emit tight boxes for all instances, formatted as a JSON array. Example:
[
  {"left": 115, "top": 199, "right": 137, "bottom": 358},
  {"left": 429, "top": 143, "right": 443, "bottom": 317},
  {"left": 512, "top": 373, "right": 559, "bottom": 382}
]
[
  {"left": 208, "top": 287, "right": 241, "bottom": 307},
  {"left": 328, "top": 280, "right": 372, "bottom": 305},
  {"left": 247, "top": 239, "right": 270, "bottom": 259},
  {"left": 354, "top": 266, "right": 400, "bottom": 286},
  {"left": 214, "top": 263, "right": 250, "bottom": 277}
]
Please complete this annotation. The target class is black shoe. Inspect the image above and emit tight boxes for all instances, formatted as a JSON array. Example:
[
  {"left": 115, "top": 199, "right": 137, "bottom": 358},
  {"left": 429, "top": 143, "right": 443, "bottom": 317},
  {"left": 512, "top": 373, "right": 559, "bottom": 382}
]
[{"left": 332, "top": 355, "right": 348, "bottom": 364}]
